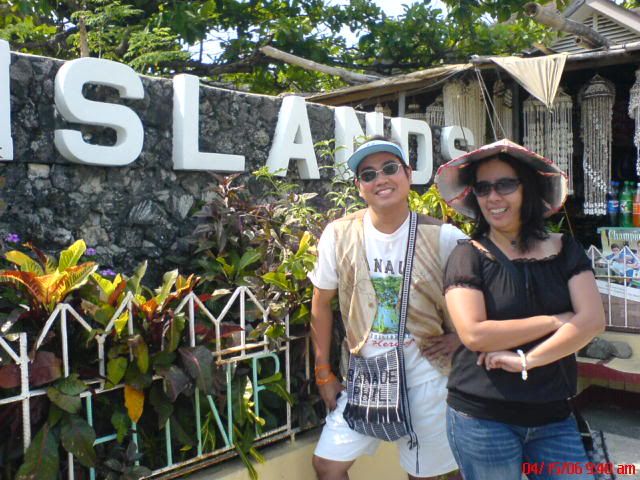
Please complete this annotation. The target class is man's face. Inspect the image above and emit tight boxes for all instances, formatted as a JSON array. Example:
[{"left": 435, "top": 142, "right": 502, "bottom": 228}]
[{"left": 355, "top": 151, "right": 411, "bottom": 213}]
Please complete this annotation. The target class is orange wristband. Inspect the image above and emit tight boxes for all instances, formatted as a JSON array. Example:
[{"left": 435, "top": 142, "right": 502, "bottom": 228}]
[
  {"left": 315, "top": 372, "right": 337, "bottom": 386},
  {"left": 314, "top": 364, "right": 331, "bottom": 375}
]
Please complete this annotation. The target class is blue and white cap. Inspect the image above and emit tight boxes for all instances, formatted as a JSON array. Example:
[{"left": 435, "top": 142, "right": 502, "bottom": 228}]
[{"left": 347, "top": 139, "right": 407, "bottom": 173}]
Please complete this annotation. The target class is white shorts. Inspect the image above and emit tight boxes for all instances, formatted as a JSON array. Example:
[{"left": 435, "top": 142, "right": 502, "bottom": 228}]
[{"left": 314, "top": 374, "right": 458, "bottom": 477}]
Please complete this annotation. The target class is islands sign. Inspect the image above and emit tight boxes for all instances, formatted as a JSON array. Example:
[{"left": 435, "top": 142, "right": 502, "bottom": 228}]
[{"left": 0, "top": 40, "right": 473, "bottom": 184}]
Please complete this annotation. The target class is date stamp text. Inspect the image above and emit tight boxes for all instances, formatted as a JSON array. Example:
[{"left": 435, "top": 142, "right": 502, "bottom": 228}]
[{"left": 522, "top": 462, "right": 637, "bottom": 476}]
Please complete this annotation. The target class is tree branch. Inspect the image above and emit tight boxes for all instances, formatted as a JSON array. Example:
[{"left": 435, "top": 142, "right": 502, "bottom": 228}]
[
  {"left": 162, "top": 52, "right": 270, "bottom": 77},
  {"left": 259, "top": 45, "right": 384, "bottom": 84},
  {"left": 524, "top": 2, "right": 610, "bottom": 49}
]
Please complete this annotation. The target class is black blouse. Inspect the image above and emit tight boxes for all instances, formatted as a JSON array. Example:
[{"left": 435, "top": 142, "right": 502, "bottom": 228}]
[{"left": 443, "top": 234, "right": 593, "bottom": 426}]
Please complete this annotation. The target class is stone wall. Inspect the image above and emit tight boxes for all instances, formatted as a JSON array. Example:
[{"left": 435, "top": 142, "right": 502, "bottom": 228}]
[{"left": 1, "top": 52, "right": 346, "bottom": 279}]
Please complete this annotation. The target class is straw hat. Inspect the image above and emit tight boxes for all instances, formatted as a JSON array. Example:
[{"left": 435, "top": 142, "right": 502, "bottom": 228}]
[{"left": 434, "top": 138, "right": 568, "bottom": 219}]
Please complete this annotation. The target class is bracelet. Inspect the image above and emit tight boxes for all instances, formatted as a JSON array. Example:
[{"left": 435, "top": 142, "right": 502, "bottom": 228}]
[
  {"left": 314, "top": 364, "right": 331, "bottom": 375},
  {"left": 315, "top": 372, "right": 337, "bottom": 386},
  {"left": 516, "top": 349, "right": 528, "bottom": 381}
]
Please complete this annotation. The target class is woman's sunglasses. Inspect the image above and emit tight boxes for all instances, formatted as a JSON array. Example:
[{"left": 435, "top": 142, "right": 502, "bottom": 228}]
[
  {"left": 472, "top": 177, "right": 521, "bottom": 197},
  {"left": 357, "top": 162, "right": 404, "bottom": 183}
]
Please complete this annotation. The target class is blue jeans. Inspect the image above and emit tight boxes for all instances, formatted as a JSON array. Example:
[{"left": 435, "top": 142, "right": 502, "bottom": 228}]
[{"left": 446, "top": 406, "right": 594, "bottom": 480}]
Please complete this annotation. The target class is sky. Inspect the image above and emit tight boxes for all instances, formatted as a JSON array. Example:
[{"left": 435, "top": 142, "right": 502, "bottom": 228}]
[{"left": 370, "top": 0, "right": 447, "bottom": 17}]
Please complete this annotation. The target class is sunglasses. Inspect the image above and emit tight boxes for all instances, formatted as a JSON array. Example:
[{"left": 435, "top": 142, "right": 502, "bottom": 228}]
[
  {"left": 472, "top": 177, "right": 521, "bottom": 197},
  {"left": 357, "top": 162, "right": 404, "bottom": 183}
]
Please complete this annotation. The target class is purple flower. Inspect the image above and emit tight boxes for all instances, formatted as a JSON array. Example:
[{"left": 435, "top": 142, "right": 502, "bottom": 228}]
[
  {"left": 100, "top": 268, "right": 117, "bottom": 277},
  {"left": 85, "top": 247, "right": 97, "bottom": 256},
  {"left": 4, "top": 233, "right": 20, "bottom": 243}
]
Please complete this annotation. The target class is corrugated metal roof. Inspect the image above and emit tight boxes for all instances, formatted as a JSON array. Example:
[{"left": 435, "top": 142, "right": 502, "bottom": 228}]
[{"left": 307, "top": 63, "right": 472, "bottom": 106}]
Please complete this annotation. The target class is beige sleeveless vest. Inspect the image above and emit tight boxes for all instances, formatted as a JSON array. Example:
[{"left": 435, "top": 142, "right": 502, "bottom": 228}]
[{"left": 333, "top": 209, "right": 455, "bottom": 376}]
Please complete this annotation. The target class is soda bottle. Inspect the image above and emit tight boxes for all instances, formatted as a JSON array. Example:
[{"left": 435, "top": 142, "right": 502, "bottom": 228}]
[
  {"left": 607, "top": 180, "right": 620, "bottom": 226},
  {"left": 633, "top": 182, "right": 640, "bottom": 227},
  {"left": 620, "top": 181, "right": 634, "bottom": 227}
]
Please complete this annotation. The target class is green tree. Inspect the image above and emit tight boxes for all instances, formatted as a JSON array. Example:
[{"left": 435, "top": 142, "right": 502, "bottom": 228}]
[{"left": 0, "top": 0, "right": 571, "bottom": 93}]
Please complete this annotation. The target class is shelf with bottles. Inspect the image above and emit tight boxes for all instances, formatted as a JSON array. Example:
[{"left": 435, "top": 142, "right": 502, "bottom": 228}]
[{"left": 606, "top": 180, "right": 640, "bottom": 228}]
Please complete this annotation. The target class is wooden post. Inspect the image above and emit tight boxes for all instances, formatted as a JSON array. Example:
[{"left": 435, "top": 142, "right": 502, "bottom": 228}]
[{"left": 398, "top": 92, "right": 406, "bottom": 117}]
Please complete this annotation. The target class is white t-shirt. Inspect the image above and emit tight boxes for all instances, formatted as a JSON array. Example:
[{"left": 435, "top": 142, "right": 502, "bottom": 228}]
[{"left": 308, "top": 210, "right": 467, "bottom": 387}]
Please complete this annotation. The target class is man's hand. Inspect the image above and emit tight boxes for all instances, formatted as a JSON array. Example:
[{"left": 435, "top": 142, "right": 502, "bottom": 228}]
[
  {"left": 318, "top": 378, "right": 345, "bottom": 411},
  {"left": 420, "top": 333, "right": 461, "bottom": 362}
]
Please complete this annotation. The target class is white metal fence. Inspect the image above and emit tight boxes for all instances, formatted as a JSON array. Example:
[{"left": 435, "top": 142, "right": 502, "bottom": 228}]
[{"left": 0, "top": 286, "right": 312, "bottom": 479}]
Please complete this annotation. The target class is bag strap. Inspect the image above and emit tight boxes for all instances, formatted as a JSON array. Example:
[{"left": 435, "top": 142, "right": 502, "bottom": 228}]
[
  {"left": 396, "top": 212, "right": 419, "bottom": 458},
  {"left": 397, "top": 211, "right": 418, "bottom": 344}
]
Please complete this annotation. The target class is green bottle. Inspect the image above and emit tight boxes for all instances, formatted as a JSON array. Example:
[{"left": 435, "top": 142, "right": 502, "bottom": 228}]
[{"left": 620, "top": 181, "right": 634, "bottom": 227}]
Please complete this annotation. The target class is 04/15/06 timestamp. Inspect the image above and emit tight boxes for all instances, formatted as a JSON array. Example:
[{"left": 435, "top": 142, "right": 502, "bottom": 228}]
[{"left": 522, "top": 462, "right": 637, "bottom": 476}]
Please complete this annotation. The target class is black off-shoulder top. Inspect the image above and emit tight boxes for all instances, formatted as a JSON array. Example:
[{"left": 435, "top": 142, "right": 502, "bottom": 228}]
[{"left": 443, "top": 234, "right": 593, "bottom": 426}]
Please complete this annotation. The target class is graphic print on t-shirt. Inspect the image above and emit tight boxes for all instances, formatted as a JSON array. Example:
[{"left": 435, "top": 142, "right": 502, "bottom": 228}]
[{"left": 371, "top": 276, "right": 401, "bottom": 333}]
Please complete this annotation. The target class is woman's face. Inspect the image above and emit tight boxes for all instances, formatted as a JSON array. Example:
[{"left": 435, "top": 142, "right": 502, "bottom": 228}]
[{"left": 474, "top": 158, "right": 523, "bottom": 234}]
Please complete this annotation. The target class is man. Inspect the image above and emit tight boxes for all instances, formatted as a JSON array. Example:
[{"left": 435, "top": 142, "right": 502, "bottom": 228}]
[{"left": 309, "top": 137, "right": 465, "bottom": 480}]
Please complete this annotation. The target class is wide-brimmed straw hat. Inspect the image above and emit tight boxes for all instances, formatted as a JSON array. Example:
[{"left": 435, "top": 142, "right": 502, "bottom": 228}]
[{"left": 434, "top": 138, "right": 568, "bottom": 219}]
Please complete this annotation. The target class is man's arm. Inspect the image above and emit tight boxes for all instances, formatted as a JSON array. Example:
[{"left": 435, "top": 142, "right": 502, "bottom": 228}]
[{"left": 310, "top": 286, "right": 343, "bottom": 410}]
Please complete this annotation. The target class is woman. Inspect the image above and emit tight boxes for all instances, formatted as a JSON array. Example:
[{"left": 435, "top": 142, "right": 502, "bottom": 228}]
[{"left": 434, "top": 139, "right": 605, "bottom": 480}]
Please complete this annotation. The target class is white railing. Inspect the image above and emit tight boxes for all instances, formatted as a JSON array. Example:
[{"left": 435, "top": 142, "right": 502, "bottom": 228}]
[
  {"left": 0, "top": 286, "right": 312, "bottom": 479},
  {"left": 587, "top": 245, "right": 640, "bottom": 332}
]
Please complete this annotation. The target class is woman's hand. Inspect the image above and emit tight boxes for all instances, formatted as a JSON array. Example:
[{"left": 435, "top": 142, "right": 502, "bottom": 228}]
[
  {"left": 318, "top": 378, "right": 345, "bottom": 411},
  {"left": 477, "top": 350, "right": 523, "bottom": 373}
]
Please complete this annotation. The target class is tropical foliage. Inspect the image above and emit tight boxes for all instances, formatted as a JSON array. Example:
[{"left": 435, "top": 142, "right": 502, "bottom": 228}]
[{"left": 409, "top": 186, "right": 474, "bottom": 235}]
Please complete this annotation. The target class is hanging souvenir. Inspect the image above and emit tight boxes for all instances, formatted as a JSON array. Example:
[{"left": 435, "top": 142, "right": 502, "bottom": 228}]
[
  {"left": 375, "top": 103, "right": 392, "bottom": 117},
  {"left": 444, "top": 79, "right": 486, "bottom": 147},
  {"left": 523, "top": 87, "right": 574, "bottom": 192},
  {"left": 425, "top": 95, "right": 444, "bottom": 127},
  {"left": 628, "top": 68, "right": 640, "bottom": 176},
  {"left": 581, "top": 75, "right": 615, "bottom": 216},
  {"left": 404, "top": 102, "right": 425, "bottom": 121},
  {"left": 492, "top": 80, "right": 513, "bottom": 140}
]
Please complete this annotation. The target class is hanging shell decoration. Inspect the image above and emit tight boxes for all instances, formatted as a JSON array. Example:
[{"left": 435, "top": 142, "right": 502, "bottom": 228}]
[
  {"left": 523, "top": 87, "right": 574, "bottom": 193},
  {"left": 628, "top": 68, "right": 640, "bottom": 177},
  {"left": 581, "top": 74, "right": 615, "bottom": 216},
  {"left": 444, "top": 79, "right": 486, "bottom": 146},
  {"left": 404, "top": 102, "right": 426, "bottom": 121},
  {"left": 425, "top": 95, "right": 445, "bottom": 127}
]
